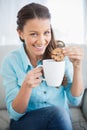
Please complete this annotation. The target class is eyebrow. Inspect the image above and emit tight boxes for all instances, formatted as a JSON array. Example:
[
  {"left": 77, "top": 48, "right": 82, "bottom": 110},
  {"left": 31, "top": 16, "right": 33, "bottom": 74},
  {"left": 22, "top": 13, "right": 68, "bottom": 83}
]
[
  {"left": 29, "top": 31, "right": 37, "bottom": 33},
  {"left": 29, "top": 29, "right": 51, "bottom": 32}
]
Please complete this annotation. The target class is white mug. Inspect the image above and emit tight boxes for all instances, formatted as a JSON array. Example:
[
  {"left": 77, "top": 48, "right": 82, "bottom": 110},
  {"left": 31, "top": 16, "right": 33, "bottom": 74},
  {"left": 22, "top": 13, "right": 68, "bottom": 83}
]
[{"left": 38, "top": 59, "right": 65, "bottom": 87}]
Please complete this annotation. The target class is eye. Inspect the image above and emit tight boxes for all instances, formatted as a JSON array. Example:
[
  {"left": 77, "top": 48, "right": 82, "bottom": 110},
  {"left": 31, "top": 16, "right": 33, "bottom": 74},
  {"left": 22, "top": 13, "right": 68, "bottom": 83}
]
[
  {"left": 30, "top": 33, "right": 38, "bottom": 37},
  {"left": 44, "top": 31, "right": 51, "bottom": 35}
]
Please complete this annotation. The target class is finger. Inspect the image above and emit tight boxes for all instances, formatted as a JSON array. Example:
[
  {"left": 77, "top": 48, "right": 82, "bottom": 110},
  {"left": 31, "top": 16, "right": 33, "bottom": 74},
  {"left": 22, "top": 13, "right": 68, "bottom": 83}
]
[
  {"left": 26, "top": 76, "right": 42, "bottom": 88},
  {"left": 34, "top": 72, "right": 42, "bottom": 79},
  {"left": 34, "top": 78, "right": 42, "bottom": 85},
  {"left": 31, "top": 78, "right": 42, "bottom": 88},
  {"left": 27, "top": 67, "right": 42, "bottom": 77},
  {"left": 68, "top": 55, "right": 83, "bottom": 60},
  {"left": 33, "top": 67, "right": 43, "bottom": 74},
  {"left": 63, "top": 46, "right": 83, "bottom": 53},
  {"left": 63, "top": 47, "right": 84, "bottom": 57}
]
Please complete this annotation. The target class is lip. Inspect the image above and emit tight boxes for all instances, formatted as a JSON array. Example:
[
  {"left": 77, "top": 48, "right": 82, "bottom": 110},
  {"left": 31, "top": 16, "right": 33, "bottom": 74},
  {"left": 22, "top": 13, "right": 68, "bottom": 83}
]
[{"left": 33, "top": 45, "right": 45, "bottom": 51}]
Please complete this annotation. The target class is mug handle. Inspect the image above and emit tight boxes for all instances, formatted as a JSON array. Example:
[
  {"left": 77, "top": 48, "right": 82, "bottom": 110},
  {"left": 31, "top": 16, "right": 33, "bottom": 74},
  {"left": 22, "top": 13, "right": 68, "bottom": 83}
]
[{"left": 36, "top": 65, "right": 46, "bottom": 81}]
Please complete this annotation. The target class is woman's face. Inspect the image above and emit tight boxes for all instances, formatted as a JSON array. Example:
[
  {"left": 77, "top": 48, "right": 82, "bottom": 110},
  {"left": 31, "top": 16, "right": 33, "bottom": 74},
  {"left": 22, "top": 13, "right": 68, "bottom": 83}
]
[{"left": 18, "top": 18, "right": 51, "bottom": 59}]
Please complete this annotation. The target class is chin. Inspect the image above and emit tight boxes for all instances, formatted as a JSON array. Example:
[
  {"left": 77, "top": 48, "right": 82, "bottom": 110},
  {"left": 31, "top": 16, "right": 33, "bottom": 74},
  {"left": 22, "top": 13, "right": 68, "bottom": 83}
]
[{"left": 35, "top": 52, "right": 44, "bottom": 57}]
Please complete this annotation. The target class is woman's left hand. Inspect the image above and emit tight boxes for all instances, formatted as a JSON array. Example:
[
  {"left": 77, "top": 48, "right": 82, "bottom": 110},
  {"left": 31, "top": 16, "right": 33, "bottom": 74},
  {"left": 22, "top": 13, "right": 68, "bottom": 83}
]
[{"left": 63, "top": 46, "right": 84, "bottom": 68}]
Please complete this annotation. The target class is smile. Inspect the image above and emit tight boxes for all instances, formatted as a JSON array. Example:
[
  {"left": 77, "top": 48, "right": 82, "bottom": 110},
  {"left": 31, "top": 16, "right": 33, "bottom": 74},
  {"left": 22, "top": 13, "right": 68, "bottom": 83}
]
[{"left": 33, "top": 45, "right": 45, "bottom": 50}]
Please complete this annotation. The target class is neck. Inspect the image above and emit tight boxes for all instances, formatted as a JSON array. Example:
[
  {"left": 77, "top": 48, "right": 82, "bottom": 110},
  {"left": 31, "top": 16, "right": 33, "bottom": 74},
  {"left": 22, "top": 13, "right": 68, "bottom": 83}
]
[
  {"left": 30, "top": 57, "right": 41, "bottom": 67},
  {"left": 25, "top": 46, "right": 42, "bottom": 67}
]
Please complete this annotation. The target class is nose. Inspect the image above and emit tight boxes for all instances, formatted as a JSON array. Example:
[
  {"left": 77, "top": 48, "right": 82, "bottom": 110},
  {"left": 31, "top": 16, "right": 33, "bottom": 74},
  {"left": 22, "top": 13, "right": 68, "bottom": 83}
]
[{"left": 37, "top": 35, "right": 46, "bottom": 45}]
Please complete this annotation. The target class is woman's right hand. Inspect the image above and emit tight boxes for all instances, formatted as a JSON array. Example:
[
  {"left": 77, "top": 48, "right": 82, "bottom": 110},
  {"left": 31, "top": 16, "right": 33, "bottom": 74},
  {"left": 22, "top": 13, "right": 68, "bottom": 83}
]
[
  {"left": 24, "top": 67, "right": 43, "bottom": 88},
  {"left": 12, "top": 67, "right": 42, "bottom": 114}
]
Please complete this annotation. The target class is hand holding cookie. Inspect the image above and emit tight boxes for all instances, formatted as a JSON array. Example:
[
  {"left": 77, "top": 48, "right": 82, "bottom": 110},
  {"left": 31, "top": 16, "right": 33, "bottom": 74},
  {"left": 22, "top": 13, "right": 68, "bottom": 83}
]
[{"left": 62, "top": 46, "right": 84, "bottom": 68}]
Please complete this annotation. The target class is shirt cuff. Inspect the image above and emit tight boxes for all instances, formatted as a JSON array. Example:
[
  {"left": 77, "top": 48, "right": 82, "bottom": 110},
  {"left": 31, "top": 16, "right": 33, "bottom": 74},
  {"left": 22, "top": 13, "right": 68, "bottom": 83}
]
[
  {"left": 9, "top": 103, "right": 25, "bottom": 121},
  {"left": 68, "top": 89, "right": 84, "bottom": 106}
]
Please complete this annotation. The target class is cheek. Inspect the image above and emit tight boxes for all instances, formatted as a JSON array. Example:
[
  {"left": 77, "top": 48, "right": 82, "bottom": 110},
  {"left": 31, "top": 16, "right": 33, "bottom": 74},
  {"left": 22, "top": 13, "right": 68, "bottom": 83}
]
[{"left": 25, "top": 37, "right": 35, "bottom": 45}]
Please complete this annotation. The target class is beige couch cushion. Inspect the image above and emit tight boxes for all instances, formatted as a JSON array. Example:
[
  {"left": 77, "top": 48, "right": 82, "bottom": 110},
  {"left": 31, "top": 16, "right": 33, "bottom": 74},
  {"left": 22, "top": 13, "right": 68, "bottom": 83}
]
[
  {"left": 82, "top": 89, "right": 87, "bottom": 121},
  {"left": 70, "top": 107, "right": 87, "bottom": 130},
  {"left": 0, "top": 110, "right": 10, "bottom": 130},
  {"left": 0, "top": 75, "right": 7, "bottom": 109}
]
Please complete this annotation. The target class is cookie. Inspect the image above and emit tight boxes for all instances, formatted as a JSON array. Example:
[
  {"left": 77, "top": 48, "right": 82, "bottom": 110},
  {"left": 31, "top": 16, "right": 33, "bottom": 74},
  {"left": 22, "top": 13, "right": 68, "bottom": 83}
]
[{"left": 51, "top": 48, "right": 64, "bottom": 61}]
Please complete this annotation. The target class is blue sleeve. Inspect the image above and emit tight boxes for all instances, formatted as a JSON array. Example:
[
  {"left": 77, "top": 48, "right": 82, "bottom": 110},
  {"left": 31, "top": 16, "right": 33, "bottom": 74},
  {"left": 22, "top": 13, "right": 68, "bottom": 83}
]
[
  {"left": 64, "top": 57, "right": 83, "bottom": 106},
  {"left": 65, "top": 83, "right": 84, "bottom": 106},
  {"left": 0, "top": 56, "right": 25, "bottom": 121}
]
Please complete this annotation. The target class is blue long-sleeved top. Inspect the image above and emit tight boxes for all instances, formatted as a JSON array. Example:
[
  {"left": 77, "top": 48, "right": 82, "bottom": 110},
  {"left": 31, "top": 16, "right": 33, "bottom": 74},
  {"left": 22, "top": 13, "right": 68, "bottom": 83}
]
[{"left": 0, "top": 43, "right": 83, "bottom": 121}]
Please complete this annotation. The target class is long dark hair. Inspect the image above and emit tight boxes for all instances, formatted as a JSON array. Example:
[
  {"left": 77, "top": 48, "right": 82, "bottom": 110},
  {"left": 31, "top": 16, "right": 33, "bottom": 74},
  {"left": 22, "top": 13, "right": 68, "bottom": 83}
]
[{"left": 17, "top": 2, "right": 57, "bottom": 59}]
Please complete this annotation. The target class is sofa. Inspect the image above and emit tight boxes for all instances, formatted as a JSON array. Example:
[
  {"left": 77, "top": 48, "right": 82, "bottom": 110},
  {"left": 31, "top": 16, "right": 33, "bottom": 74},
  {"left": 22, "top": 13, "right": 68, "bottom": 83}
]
[{"left": 0, "top": 44, "right": 87, "bottom": 130}]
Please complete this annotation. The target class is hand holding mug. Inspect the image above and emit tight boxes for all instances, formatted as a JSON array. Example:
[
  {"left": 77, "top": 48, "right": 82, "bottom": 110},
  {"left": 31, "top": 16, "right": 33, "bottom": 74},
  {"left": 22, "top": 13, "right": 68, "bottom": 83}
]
[{"left": 24, "top": 67, "right": 42, "bottom": 88}]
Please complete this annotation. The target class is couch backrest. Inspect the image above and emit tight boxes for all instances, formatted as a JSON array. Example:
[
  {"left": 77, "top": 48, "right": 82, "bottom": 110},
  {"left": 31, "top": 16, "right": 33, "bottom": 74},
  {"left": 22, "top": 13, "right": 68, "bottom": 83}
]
[
  {"left": 81, "top": 88, "right": 87, "bottom": 120},
  {"left": 80, "top": 44, "right": 87, "bottom": 88},
  {"left": 0, "top": 45, "right": 19, "bottom": 109},
  {"left": 0, "top": 44, "right": 87, "bottom": 109}
]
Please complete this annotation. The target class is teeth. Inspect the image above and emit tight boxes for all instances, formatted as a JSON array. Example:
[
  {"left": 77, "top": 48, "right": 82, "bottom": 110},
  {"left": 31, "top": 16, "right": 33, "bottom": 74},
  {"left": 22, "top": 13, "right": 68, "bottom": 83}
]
[
  {"left": 36, "top": 46, "right": 43, "bottom": 48},
  {"left": 34, "top": 45, "right": 44, "bottom": 49}
]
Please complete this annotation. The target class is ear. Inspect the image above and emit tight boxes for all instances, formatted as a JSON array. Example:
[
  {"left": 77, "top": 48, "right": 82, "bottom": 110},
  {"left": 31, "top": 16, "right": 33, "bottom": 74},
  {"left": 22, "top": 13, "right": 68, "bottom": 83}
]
[{"left": 17, "top": 29, "right": 24, "bottom": 40}]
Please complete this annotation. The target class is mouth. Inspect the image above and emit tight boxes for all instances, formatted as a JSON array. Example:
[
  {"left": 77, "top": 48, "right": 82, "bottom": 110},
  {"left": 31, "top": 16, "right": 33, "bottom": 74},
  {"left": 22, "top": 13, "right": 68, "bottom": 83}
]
[{"left": 33, "top": 44, "right": 45, "bottom": 50}]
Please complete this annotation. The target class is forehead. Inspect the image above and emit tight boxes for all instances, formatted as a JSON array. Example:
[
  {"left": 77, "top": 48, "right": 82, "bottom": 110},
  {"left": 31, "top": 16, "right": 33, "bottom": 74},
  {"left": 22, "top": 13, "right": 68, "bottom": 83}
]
[{"left": 24, "top": 18, "right": 51, "bottom": 31}]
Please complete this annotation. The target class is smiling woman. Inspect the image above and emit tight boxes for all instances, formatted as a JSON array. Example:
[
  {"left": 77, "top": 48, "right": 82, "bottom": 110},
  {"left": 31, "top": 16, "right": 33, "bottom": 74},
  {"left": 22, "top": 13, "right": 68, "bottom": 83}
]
[{"left": 0, "top": 2, "right": 84, "bottom": 130}]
